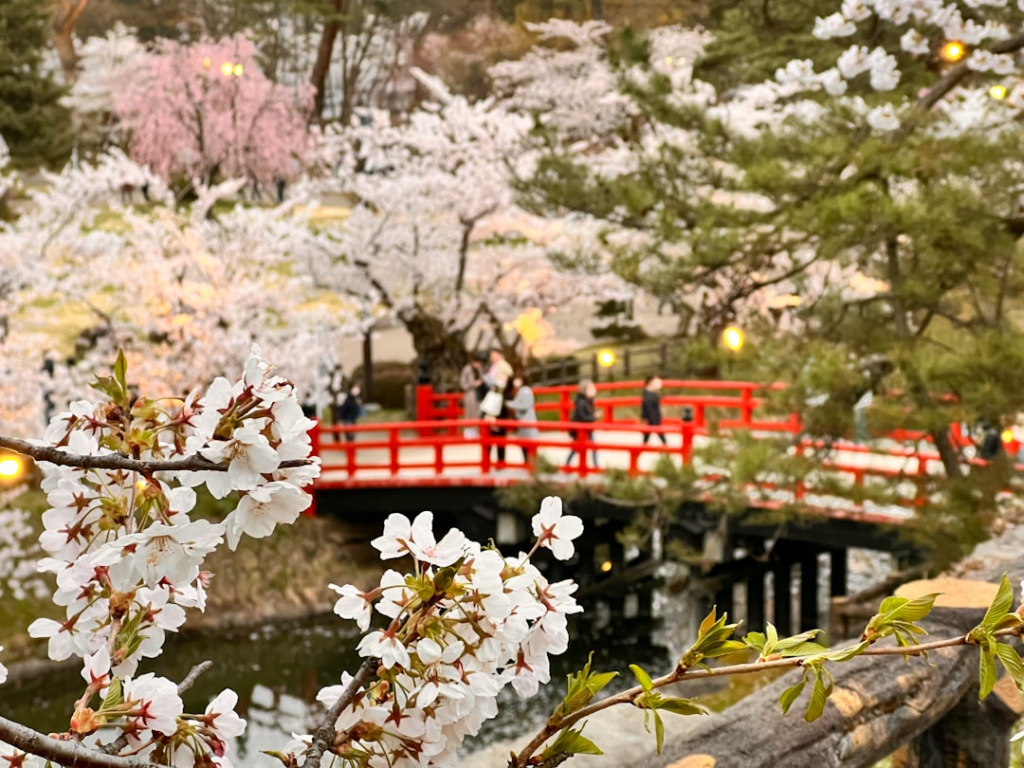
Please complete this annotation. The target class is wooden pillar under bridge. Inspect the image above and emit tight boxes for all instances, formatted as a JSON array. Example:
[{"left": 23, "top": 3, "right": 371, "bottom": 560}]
[
  {"left": 714, "top": 580, "right": 734, "bottom": 620},
  {"left": 746, "top": 567, "right": 766, "bottom": 634},
  {"left": 830, "top": 548, "right": 848, "bottom": 597},
  {"left": 800, "top": 554, "right": 819, "bottom": 633},
  {"left": 772, "top": 563, "right": 792, "bottom": 636}
]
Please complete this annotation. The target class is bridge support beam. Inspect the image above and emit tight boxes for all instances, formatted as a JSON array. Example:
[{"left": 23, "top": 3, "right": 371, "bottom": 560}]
[
  {"left": 800, "top": 554, "right": 819, "bottom": 633},
  {"left": 772, "top": 563, "right": 792, "bottom": 636},
  {"left": 747, "top": 567, "right": 765, "bottom": 634},
  {"left": 830, "top": 548, "right": 847, "bottom": 598}
]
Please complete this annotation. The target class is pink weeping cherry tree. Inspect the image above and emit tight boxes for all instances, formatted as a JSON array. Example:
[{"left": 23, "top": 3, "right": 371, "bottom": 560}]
[{"left": 115, "top": 35, "right": 314, "bottom": 188}]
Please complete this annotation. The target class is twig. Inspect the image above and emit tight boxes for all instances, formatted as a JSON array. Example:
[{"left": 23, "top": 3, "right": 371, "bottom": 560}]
[
  {"left": 0, "top": 713, "right": 161, "bottom": 768},
  {"left": 300, "top": 657, "right": 378, "bottom": 768},
  {"left": 509, "top": 628, "right": 1021, "bottom": 768},
  {"left": 100, "top": 661, "right": 213, "bottom": 756},
  {"left": 0, "top": 435, "right": 312, "bottom": 474}
]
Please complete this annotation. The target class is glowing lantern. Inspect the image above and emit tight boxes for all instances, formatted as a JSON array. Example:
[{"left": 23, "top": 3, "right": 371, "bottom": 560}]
[
  {"left": 940, "top": 41, "right": 965, "bottom": 63},
  {"left": 722, "top": 326, "right": 745, "bottom": 352}
]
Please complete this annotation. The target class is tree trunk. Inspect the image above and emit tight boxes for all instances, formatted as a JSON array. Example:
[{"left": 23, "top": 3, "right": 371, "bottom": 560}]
[
  {"left": 632, "top": 561, "right": 1024, "bottom": 768},
  {"left": 310, "top": 0, "right": 342, "bottom": 119},
  {"left": 50, "top": 0, "right": 90, "bottom": 84},
  {"left": 400, "top": 310, "right": 469, "bottom": 391}
]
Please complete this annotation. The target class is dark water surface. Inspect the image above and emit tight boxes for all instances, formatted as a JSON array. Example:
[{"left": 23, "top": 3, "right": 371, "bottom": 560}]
[{"left": 0, "top": 612, "right": 668, "bottom": 766}]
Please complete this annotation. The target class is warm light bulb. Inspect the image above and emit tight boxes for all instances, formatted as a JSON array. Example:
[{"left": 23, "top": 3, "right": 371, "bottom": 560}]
[
  {"left": 990, "top": 84, "right": 1008, "bottom": 100},
  {"left": 599, "top": 560, "right": 613, "bottom": 573},
  {"left": 940, "top": 40, "right": 965, "bottom": 62},
  {"left": 0, "top": 458, "right": 22, "bottom": 478},
  {"left": 722, "top": 326, "right": 745, "bottom": 352},
  {"left": 202, "top": 57, "right": 211, "bottom": 68},
  {"left": 221, "top": 62, "right": 234, "bottom": 76},
  {"left": 597, "top": 350, "right": 616, "bottom": 368},
  {"left": 233, "top": 63, "right": 244, "bottom": 77}
]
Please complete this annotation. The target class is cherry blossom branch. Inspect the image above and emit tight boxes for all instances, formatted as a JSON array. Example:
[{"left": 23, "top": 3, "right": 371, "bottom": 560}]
[
  {"left": 99, "top": 661, "right": 213, "bottom": 756},
  {"left": 916, "top": 32, "right": 1024, "bottom": 111},
  {"left": 301, "top": 657, "right": 379, "bottom": 768},
  {"left": 0, "top": 713, "right": 161, "bottom": 768},
  {"left": 0, "top": 435, "right": 312, "bottom": 473},
  {"left": 510, "top": 628, "right": 1023, "bottom": 768}
]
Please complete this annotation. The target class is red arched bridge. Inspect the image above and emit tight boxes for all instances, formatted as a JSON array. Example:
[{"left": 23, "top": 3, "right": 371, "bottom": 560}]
[{"left": 308, "top": 379, "right": 998, "bottom": 525}]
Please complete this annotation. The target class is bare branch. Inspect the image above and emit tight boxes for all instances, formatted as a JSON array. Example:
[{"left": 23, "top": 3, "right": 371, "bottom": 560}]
[
  {"left": 0, "top": 435, "right": 313, "bottom": 474},
  {"left": 301, "top": 657, "right": 378, "bottom": 768},
  {"left": 0, "top": 713, "right": 160, "bottom": 768}
]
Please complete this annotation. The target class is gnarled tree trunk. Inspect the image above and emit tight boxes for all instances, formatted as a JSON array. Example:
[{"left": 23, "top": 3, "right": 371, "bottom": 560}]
[{"left": 50, "top": 0, "right": 90, "bottom": 84}]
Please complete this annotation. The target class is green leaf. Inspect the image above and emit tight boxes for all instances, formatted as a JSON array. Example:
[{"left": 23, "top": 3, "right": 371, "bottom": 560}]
[
  {"left": 744, "top": 631, "right": 766, "bottom": 653},
  {"left": 805, "top": 667, "right": 833, "bottom": 722},
  {"left": 657, "top": 697, "right": 706, "bottom": 717},
  {"left": 541, "top": 727, "right": 604, "bottom": 760},
  {"left": 981, "top": 574, "right": 1014, "bottom": 633},
  {"left": 553, "top": 654, "right": 618, "bottom": 722},
  {"left": 698, "top": 606, "right": 718, "bottom": 638},
  {"left": 779, "top": 677, "right": 807, "bottom": 715},
  {"left": 653, "top": 709, "right": 665, "bottom": 754},
  {"left": 995, "top": 643, "right": 1024, "bottom": 688},
  {"left": 100, "top": 677, "right": 123, "bottom": 712},
  {"left": 630, "top": 664, "right": 654, "bottom": 692},
  {"left": 113, "top": 349, "right": 128, "bottom": 394},
  {"left": 979, "top": 650, "right": 998, "bottom": 700}
]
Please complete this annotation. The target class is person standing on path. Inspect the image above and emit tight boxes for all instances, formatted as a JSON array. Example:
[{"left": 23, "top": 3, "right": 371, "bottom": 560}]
[
  {"left": 338, "top": 384, "right": 364, "bottom": 442},
  {"left": 507, "top": 375, "right": 539, "bottom": 465},
  {"left": 640, "top": 375, "right": 667, "bottom": 445},
  {"left": 564, "top": 379, "right": 599, "bottom": 469},
  {"left": 459, "top": 356, "right": 485, "bottom": 438}
]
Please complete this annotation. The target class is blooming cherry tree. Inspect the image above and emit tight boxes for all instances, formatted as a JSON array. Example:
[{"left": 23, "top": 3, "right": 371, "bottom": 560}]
[{"left": 115, "top": 35, "right": 314, "bottom": 187}]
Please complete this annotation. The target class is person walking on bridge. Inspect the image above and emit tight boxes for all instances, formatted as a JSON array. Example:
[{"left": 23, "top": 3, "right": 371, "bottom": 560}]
[
  {"left": 459, "top": 356, "right": 485, "bottom": 438},
  {"left": 564, "top": 379, "right": 599, "bottom": 469},
  {"left": 640, "top": 374, "right": 667, "bottom": 446},
  {"left": 507, "top": 375, "right": 539, "bottom": 465}
]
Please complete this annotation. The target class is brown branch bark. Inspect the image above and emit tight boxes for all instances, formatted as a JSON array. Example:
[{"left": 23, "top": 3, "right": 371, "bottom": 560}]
[
  {"left": 0, "top": 714, "right": 160, "bottom": 768},
  {"left": 50, "top": 0, "right": 90, "bottom": 84},
  {"left": 0, "top": 435, "right": 312, "bottom": 474},
  {"left": 310, "top": 0, "right": 342, "bottom": 119},
  {"left": 300, "top": 657, "right": 378, "bottom": 768}
]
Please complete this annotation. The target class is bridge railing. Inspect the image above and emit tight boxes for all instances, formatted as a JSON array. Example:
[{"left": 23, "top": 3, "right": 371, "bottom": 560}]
[
  {"left": 313, "top": 417, "right": 948, "bottom": 520},
  {"left": 414, "top": 379, "right": 798, "bottom": 434}
]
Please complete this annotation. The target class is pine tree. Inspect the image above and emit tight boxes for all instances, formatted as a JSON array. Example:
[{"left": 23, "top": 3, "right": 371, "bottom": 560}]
[
  {"left": 519, "top": 8, "right": 1024, "bottom": 562},
  {"left": 0, "top": 0, "right": 73, "bottom": 169}
]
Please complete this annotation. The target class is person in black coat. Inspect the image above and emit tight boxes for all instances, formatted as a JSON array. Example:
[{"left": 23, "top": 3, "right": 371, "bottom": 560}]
[
  {"left": 564, "top": 379, "right": 599, "bottom": 468},
  {"left": 337, "top": 384, "right": 364, "bottom": 442},
  {"left": 641, "top": 375, "right": 667, "bottom": 445}
]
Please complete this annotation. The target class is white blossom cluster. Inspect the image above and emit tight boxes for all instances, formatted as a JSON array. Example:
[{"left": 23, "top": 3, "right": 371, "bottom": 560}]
[
  {"left": 279, "top": 498, "right": 585, "bottom": 767},
  {"left": 0, "top": 350, "right": 320, "bottom": 767},
  {"left": 0, "top": 504, "right": 48, "bottom": 603}
]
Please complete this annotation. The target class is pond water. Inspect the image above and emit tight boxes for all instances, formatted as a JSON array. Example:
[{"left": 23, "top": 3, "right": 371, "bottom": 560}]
[{"left": 0, "top": 611, "right": 671, "bottom": 765}]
